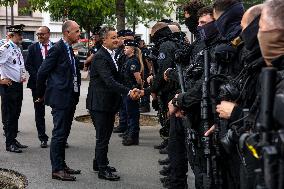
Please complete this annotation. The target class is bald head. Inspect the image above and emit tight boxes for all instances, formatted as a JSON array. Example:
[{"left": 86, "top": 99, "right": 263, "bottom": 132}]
[
  {"left": 260, "top": 0, "right": 284, "bottom": 31},
  {"left": 62, "top": 20, "right": 78, "bottom": 33},
  {"left": 241, "top": 4, "right": 263, "bottom": 31},
  {"left": 62, "top": 20, "right": 80, "bottom": 45}
]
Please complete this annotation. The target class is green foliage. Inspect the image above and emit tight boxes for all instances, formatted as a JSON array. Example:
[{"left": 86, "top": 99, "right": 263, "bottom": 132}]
[
  {"left": 0, "top": 0, "right": 18, "bottom": 6},
  {"left": 243, "top": 0, "right": 264, "bottom": 9},
  {"left": 26, "top": 0, "right": 172, "bottom": 32},
  {"left": 27, "top": 0, "right": 115, "bottom": 34},
  {"left": 125, "top": 0, "right": 172, "bottom": 30}
]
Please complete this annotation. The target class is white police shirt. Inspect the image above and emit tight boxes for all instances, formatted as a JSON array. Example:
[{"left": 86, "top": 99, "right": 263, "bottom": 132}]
[
  {"left": 0, "top": 40, "right": 26, "bottom": 82},
  {"left": 0, "top": 40, "right": 5, "bottom": 47}
]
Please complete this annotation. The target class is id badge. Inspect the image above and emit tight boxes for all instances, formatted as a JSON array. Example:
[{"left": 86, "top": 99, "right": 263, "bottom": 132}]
[{"left": 73, "top": 76, "right": 78, "bottom": 92}]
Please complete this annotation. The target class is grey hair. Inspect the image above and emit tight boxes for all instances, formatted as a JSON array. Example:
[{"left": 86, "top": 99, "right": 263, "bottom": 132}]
[
  {"left": 62, "top": 20, "right": 74, "bottom": 33},
  {"left": 99, "top": 26, "right": 116, "bottom": 41},
  {"left": 264, "top": 0, "right": 284, "bottom": 29}
]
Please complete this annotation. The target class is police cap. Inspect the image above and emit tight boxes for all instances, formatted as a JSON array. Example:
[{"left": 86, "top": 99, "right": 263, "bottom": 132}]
[
  {"left": 124, "top": 29, "right": 135, "bottom": 36},
  {"left": 117, "top": 29, "right": 135, "bottom": 37},
  {"left": 134, "top": 36, "right": 142, "bottom": 43},
  {"left": 124, "top": 39, "right": 138, "bottom": 47},
  {"left": 6, "top": 24, "right": 25, "bottom": 34}
]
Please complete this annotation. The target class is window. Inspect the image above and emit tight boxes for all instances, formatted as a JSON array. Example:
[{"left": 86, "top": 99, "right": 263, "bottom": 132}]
[{"left": 18, "top": 0, "right": 32, "bottom": 16}]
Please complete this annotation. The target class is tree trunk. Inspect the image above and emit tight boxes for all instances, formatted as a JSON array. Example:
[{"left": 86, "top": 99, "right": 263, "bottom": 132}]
[
  {"left": 116, "top": 0, "right": 125, "bottom": 31},
  {"left": 132, "top": 19, "right": 136, "bottom": 33}
]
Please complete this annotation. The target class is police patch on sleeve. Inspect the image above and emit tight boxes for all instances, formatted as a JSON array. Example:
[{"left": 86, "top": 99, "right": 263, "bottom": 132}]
[
  {"left": 158, "top": 52, "right": 166, "bottom": 60},
  {"left": 130, "top": 64, "right": 136, "bottom": 71}
]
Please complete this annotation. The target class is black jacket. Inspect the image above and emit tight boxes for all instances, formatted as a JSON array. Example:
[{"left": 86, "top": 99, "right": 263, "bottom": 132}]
[
  {"left": 36, "top": 39, "right": 81, "bottom": 109},
  {"left": 145, "top": 40, "right": 179, "bottom": 98},
  {"left": 86, "top": 46, "right": 129, "bottom": 112},
  {"left": 25, "top": 42, "right": 54, "bottom": 89},
  {"left": 272, "top": 55, "right": 284, "bottom": 128}
]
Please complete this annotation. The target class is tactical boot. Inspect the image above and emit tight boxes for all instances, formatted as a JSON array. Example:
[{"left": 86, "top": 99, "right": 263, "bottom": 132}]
[
  {"left": 140, "top": 105, "right": 150, "bottom": 113},
  {"left": 162, "top": 178, "right": 171, "bottom": 188},
  {"left": 159, "top": 165, "right": 171, "bottom": 176},
  {"left": 113, "top": 126, "right": 126, "bottom": 133},
  {"left": 159, "top": 146, "right": 168, "bottom": 154},
  {"left": 122, "top": 137, "right": 139, "bottom": 146},
  {"left": 154, "top": 139, "right": 168, "bottom": 149},
  {"left": 158, "top": 157, "right": 170, "bottom": 165},
  {"left": 118, "top": 132, "right": 128, "bottom": 138},
  {"left": 160, "top": 176, "right": 169, "bottom": 183}
]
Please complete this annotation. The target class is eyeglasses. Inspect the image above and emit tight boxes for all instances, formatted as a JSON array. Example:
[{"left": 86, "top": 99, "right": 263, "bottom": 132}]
[{"left": 36, "top": 33, "right": 48, "bottom": 36}]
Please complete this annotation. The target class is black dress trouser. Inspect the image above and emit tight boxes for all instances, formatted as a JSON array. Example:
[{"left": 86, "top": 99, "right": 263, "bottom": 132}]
[
  {"left": 50, "top": 103, "right": 76, "bottom": 172},
  {"left": 1, "top": 82, "right": 23, "bottom": 147},
  {"left": 31, "top": 88, "right": 48, "bottom": 142},
  {"left": 90, "top": 110, "right": 116, "bottom": 171}
]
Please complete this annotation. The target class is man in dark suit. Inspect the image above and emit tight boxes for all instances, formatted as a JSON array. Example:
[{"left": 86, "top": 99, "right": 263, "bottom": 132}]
[
  {"left": 36, "top": 20, "right": 81, "bottom": 181},
  {"left": 86, "top": 26, "right": 138, "bottom": 181},
  {"left": 25, "top": 26, "right": 51, "bottom": 148}
]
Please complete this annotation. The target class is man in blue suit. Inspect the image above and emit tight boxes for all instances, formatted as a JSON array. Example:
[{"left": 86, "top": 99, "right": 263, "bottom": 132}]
[
  {"left": 36, "top": 20, "right": 81, "bottom": 181},
  {"left": 25, "top": 26, "right": 51, "bottom": 148}
]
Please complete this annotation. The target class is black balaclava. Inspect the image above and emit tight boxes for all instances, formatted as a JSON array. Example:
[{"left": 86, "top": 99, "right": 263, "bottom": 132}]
[
  {"left": 240, "top": 15, "right": 260, "bottom": 51},
  {"left": 185, "top": 15, "right": 199, "bottom": 35},
  {"left": 151, "top": 26, "right": 172, "bottom": 45},
  {"left": 215, "top": 2, "right": 245, "bottom": 41},
  {"left": 197, "top": 21, "right": 219, "bottom": 41}
]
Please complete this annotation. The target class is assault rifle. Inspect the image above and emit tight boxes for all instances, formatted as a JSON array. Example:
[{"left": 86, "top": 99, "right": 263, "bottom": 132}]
[{"left": 256, "top": 67, "right": 278, "bottom": 189}]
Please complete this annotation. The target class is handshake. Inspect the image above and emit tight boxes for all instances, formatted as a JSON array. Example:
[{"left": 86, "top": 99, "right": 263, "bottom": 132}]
[{"left": 129, "top": 88, "right": 145, "bottom": 100}]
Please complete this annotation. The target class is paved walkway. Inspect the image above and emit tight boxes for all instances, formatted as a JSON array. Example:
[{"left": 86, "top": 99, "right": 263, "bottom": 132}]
[{"left": 0, "top": 80, "right": 195, "bottom": 189}]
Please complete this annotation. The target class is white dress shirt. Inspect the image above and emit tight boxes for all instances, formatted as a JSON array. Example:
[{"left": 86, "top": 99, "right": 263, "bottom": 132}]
[
  {"left": 102, "top": 45, "right": 118, "bottom": 71},
  {"left": 0, "top": 40, "right": 26, "bottom": 82}
]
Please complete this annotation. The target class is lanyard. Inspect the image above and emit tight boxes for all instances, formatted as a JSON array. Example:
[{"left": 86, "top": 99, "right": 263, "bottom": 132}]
[{"left": 63, "top": 41, "right": 77, "bottom": 76}]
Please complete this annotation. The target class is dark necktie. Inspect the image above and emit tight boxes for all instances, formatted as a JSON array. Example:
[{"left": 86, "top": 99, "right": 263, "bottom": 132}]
[
  {"left": 43, "top": 44, "right": 48, "bottom": 57},
  {"left": 69, "top": 46, "right": 76, "bottom": 75}
]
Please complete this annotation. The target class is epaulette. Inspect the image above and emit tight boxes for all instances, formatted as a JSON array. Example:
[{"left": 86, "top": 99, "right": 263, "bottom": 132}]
[
  {"left": 231, "top": 37, "right": 243, "bottom": 48},
  {"left": 0, "top": 44, "right": 7, "bottom": 51}
]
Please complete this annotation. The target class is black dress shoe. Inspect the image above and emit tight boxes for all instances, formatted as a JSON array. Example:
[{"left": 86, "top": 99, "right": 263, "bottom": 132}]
[
  {"left": 93, "top": 159, "right": 117, "bottom": 172},
  {"left": 113, "top": 126, "right": 126, "bottom": 133},
  {"left": 52, "top": 170, "right": 76, "bottom": 181},
  {"left": 64, "top": 166, "right": 81, "bottom": 174},
  {"left": 6, "top": 144, "right": 22, "bottom": 153},
  {"left": 98, "top": 169, "right": 120, "bottom": 181},
  {"left": 159, "top": 147, "right": 168, "bottom": 154},
  {"left": 122, "top": 137, "right": 139, "bottom": 146},
  {"left": 65, "top": 142, "right": 69, "bottom": 148},
  {"left": 154, "top": 139, "right": 168, "bottom": 150},
  {"left": 14, "top": 140, "right": 28, "bottom": 148},
  {"left": 40, "top": 141, "right": 48, "bottom": 148},
  {"left": 158, "top": 157, "right": 170, "bottom": 165}
]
